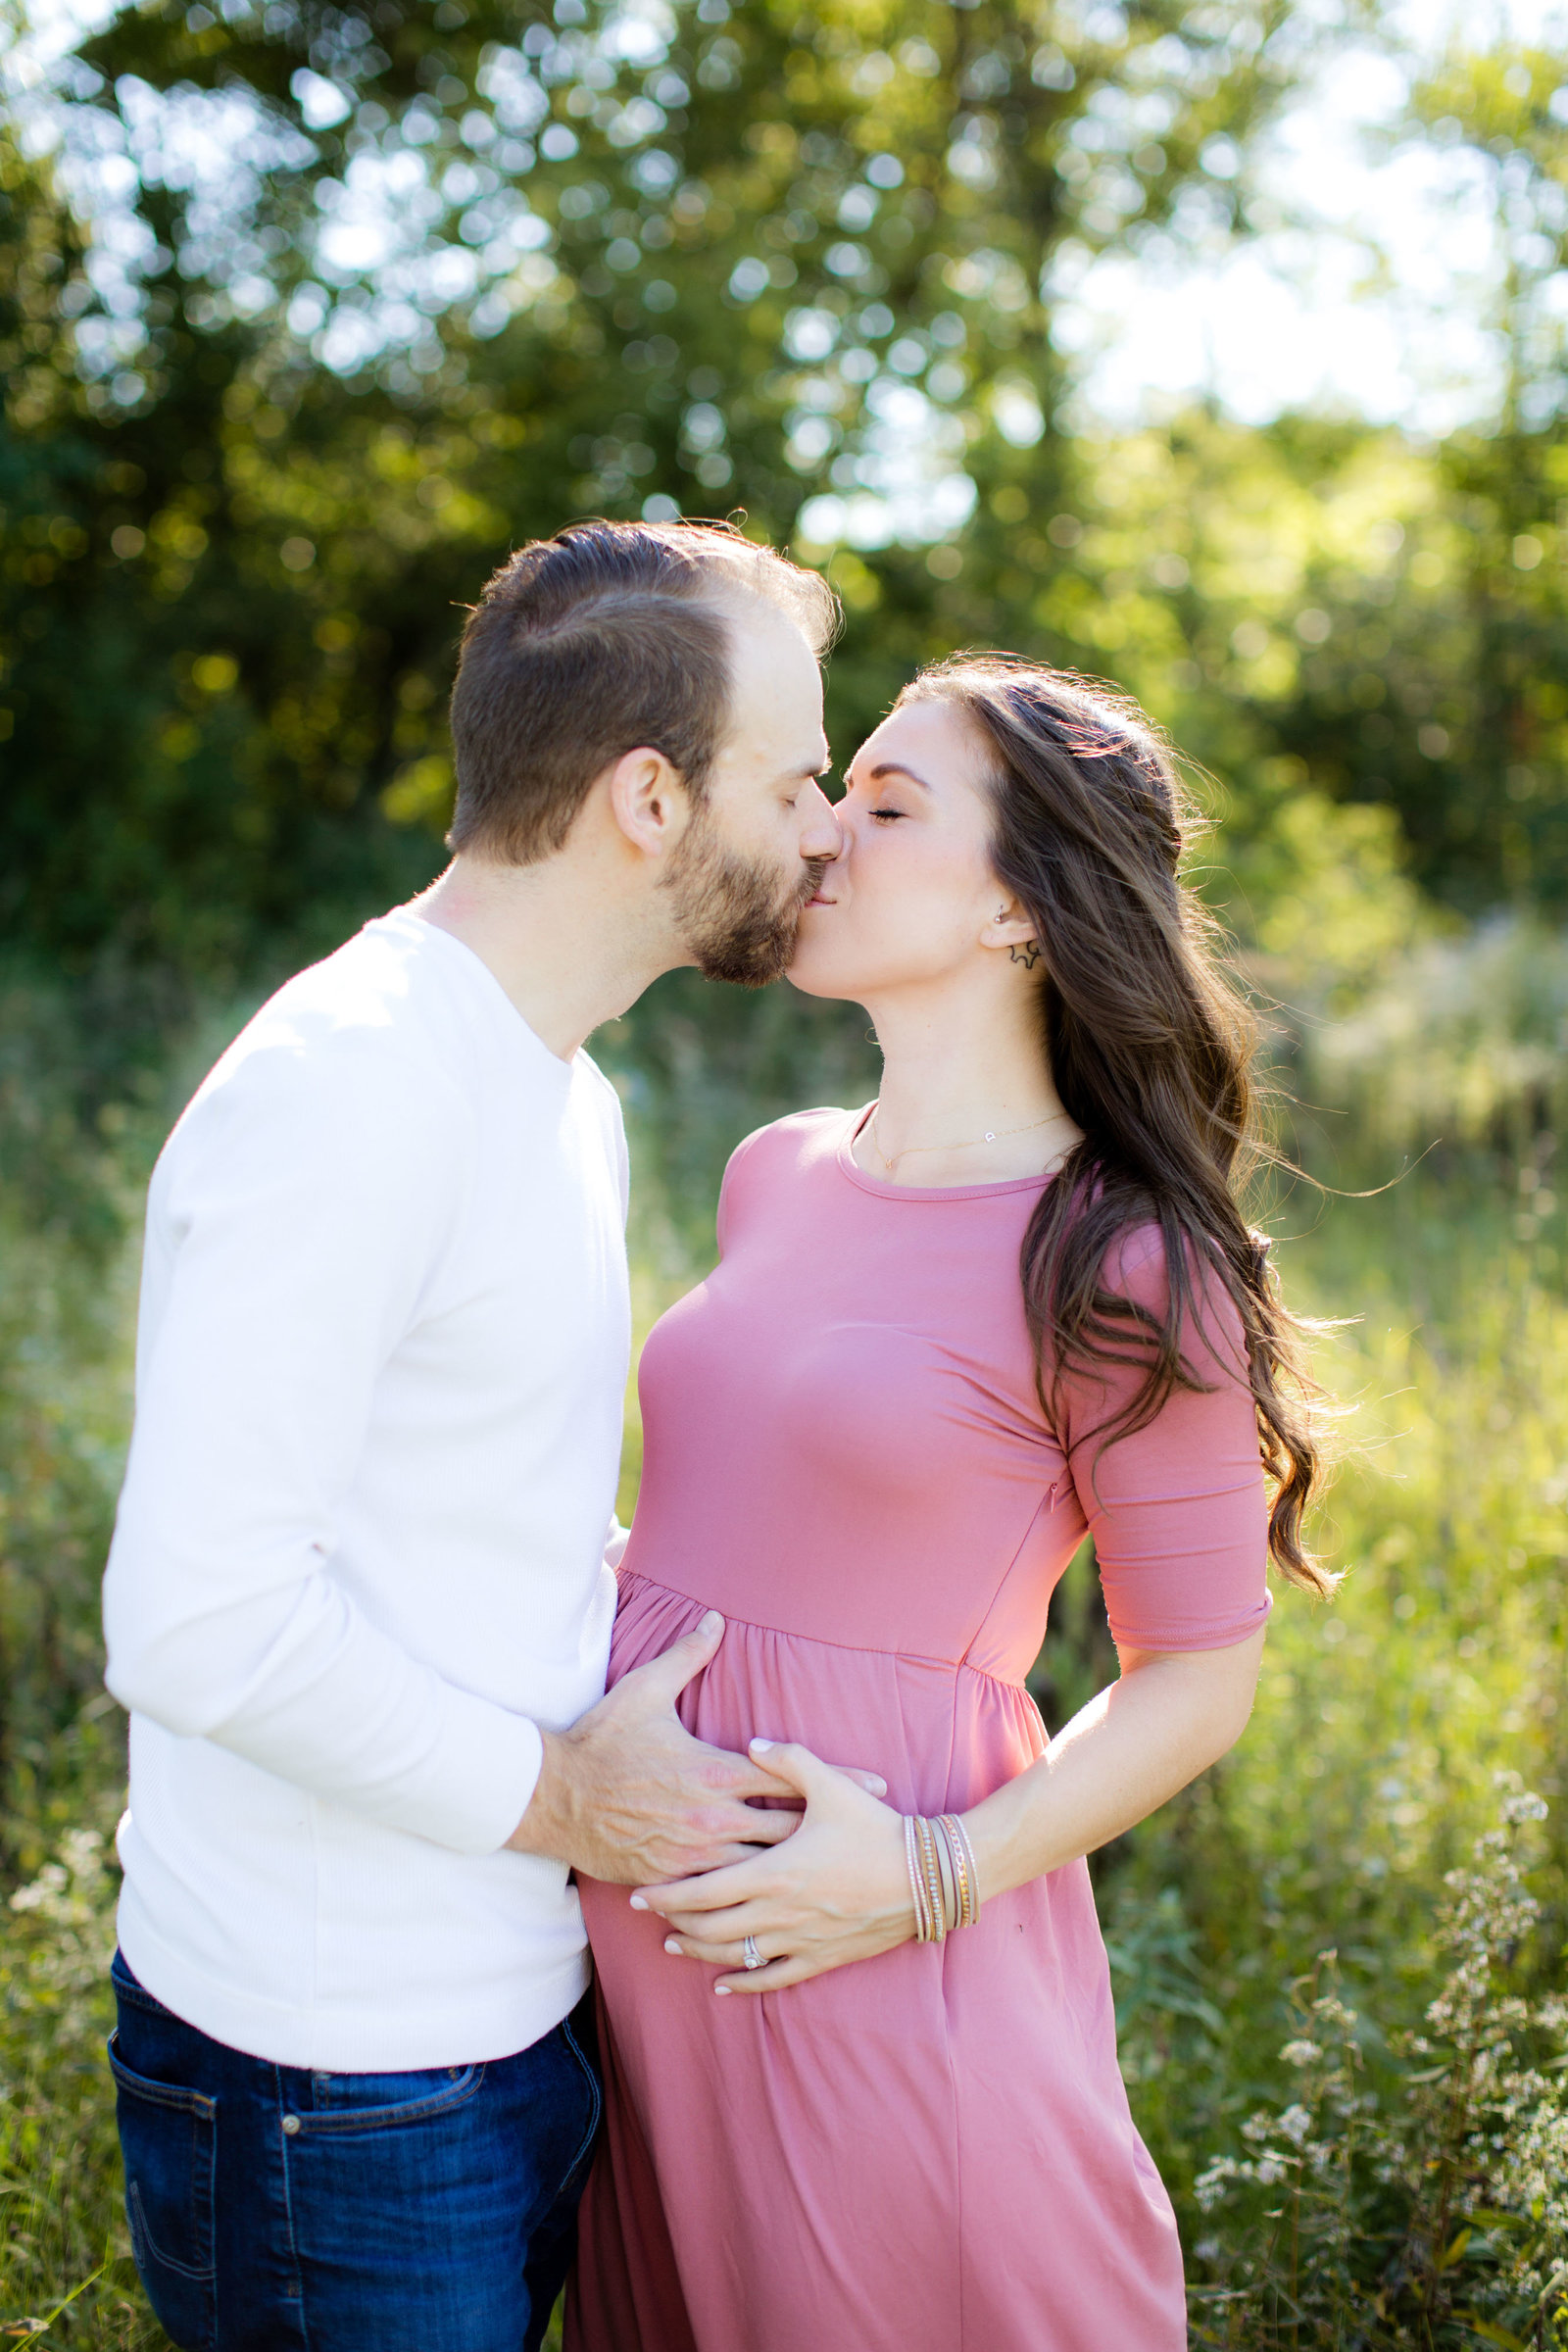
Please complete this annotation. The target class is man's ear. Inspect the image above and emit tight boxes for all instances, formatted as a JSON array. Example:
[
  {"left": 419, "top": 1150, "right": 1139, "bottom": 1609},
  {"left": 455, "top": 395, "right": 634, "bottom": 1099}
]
[{"left": 605, "top": 746, "right": 691, "bottom": 862}]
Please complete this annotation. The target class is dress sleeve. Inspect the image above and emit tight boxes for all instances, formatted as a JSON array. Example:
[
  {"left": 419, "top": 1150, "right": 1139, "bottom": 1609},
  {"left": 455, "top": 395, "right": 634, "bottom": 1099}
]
[{"left": 1055, "top": 1225, "right": 1272, "bottom": 1654}]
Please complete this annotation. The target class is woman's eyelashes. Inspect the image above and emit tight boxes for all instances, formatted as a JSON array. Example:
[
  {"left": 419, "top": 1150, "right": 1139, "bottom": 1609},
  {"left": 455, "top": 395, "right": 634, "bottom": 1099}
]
[{"left": 869, "top": 807, "right": 906, "bottom": 824}]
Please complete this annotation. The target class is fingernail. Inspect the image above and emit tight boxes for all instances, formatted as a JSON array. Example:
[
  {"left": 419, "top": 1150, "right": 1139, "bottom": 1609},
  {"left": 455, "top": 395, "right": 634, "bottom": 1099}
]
[
  {"left": 629, "top": 1895, "right": 648, "bottom": 1910},
  {"left": 663, "top": 1937, "right": 682, "bottom": 1955},
  {"left": 750, "top": 1737, "right": 774, "bottom": 1753},
  {"left": 869, "top": 1777, "right": 887, "bottom": 1795},
  {"left": 701, "top": 1610, "right": 723, "bottom": 1636},
  {"left": 714, "top": 1984, "right": 731, "bottom": 1996}
]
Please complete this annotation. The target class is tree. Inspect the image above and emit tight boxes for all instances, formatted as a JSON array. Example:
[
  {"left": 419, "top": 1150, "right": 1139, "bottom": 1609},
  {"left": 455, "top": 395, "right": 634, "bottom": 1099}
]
[{"left": 2, "top": 0, "right": 1328, "bottom": 974}]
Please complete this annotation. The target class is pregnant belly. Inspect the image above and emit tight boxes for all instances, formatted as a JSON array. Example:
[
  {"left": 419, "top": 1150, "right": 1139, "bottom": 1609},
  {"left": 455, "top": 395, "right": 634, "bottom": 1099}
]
[{"left": 611, "top": 1568, "right": 1048, "bottom": 1819}]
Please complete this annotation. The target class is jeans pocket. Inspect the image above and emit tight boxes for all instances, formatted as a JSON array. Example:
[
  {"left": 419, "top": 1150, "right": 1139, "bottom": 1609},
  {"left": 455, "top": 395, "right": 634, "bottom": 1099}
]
[
  {"left": 108, "top": 2034, "right": 217, "bottom": 2352},
  {"left": 557, "top": 2017, "right": 604, "bottom": 2190},
  {"left": 295, "top": 2061, "right": 488, "bottom": 2134}
]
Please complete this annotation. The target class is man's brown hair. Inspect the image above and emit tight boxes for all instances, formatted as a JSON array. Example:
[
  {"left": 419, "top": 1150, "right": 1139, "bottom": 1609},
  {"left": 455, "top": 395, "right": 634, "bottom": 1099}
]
[{"left": 447, "top": 518, "right": 838, "bottom": 865}]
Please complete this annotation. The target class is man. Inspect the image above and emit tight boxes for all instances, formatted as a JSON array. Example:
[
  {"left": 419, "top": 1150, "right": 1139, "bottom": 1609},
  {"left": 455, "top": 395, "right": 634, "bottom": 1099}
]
[{"left": 101, "top": 519, "right": 857, "bottom": 2350}]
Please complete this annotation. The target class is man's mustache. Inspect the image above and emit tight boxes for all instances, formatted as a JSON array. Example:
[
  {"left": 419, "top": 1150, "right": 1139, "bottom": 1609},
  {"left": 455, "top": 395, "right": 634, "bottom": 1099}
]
[{"left": 796, "top": 856, "right": 832, "bottom": 906}]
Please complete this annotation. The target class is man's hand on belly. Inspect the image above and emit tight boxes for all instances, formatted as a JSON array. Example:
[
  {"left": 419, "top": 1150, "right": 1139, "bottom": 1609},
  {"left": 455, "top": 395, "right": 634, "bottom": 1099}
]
[{"left": 508, "top": 1611, "right": 886, "bottom": 1886}]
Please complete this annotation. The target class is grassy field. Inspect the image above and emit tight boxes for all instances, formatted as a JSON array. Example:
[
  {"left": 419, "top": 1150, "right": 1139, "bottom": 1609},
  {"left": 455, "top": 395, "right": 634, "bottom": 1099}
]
[{"left": 2, "top": 968, "right": 1565, "bottom": 2348}]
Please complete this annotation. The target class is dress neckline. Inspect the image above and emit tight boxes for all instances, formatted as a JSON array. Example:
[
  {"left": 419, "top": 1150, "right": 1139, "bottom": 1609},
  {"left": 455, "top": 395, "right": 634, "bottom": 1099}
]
[{"left": 836, "top": 1104, "right": 1064, "bottom": 1203}]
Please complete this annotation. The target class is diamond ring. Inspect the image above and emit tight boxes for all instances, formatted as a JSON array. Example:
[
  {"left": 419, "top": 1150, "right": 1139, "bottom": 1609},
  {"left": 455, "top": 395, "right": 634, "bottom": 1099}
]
[{"left": 743, "top": 1934, "right": 763, "bottom": 1971}]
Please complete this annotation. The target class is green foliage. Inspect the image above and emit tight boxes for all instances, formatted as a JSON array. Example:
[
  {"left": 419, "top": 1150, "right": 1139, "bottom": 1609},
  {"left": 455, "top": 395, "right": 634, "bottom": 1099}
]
[
  {"left": 3, "top": 0, "right": 1319, "bottom": 971},
  {"left": 1, "top": 1830, "right": 161, "bottom": 2347},
  {"left": 0, "top": 982, "right": 137, "bottom": 1869},
  {"left": 1189, "top": 1803, "right": 1568, "bottom": 2349},
  {"left": 6, "top": 0, "right": 1567, "bottom": 985},
  {"left": 1304, "top": 916, "right": 1568, "bottom": 1172},
  {"left": 1085, "top": 1183, "right": 1568, "bottom": 2343}
]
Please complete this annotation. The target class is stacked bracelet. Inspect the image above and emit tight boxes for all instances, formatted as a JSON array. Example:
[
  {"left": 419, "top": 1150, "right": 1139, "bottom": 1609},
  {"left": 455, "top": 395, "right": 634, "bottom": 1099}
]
[
  {"left": 904, "top": 1814, "right": 936, "bottom": 1942},
  {"left": 915, "top": 1815, "right": 946, "bottom": 1945},
  {"left": 904, "top": 1813, "right": 984, "bottom": 1942},
  {"left": 937, "top": 1813, "right": 982, "bottom": 1931}
]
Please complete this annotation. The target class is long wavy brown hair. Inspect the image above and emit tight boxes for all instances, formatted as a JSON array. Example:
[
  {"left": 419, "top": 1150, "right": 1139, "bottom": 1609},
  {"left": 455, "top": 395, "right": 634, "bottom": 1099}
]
[{"left": 895, "top": 655, "right": 1331, "bottom": 1595}]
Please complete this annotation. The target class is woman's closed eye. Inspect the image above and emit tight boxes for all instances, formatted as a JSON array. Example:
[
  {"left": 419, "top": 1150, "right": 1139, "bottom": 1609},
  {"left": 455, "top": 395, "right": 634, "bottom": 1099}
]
[{"left": 869, "top": 807, "right": 906, "bottom": 824}]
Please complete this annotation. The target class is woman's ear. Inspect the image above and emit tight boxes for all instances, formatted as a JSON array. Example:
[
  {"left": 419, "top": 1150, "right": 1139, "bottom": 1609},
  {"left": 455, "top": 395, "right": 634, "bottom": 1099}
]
[{"left": 981, "top": 900, "right": 1041, "bottom": 963}]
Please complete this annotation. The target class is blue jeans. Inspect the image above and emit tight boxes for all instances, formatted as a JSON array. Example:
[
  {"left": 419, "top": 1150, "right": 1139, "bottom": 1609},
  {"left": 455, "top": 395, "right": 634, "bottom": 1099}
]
[{"left": 108, "top": 1950, "right": 601, "bottom": 2352}]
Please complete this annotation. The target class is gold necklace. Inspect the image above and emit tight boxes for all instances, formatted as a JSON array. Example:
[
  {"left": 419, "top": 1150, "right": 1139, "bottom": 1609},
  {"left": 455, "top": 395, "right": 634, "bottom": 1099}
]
[{"left": 869, "top": 1103, "right": 1066, "bottom": 1173}]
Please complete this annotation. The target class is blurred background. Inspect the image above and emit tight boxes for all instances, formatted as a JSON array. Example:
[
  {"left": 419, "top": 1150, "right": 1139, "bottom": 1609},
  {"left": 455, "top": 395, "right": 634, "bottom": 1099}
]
[{"left": 3, "top": 0, "right": 1567, "bottom": 2342}]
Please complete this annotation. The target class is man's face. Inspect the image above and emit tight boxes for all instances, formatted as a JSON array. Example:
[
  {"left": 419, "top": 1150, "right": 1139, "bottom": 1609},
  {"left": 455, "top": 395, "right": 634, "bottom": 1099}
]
[{"left": 663, "top": 603, "right": 840, "bottom": 988}]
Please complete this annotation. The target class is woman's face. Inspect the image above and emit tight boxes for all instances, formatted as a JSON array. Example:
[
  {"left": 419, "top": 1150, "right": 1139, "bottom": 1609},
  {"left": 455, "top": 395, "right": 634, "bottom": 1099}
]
[{"left": 788, "top": 697, "right": 1009, "bottom": 1004}]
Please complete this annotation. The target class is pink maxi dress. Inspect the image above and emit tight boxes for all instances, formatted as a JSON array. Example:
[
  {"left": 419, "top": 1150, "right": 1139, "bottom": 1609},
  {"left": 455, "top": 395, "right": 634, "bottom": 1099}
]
[{"left": 569, "top": 1107, "right": 1270, "bottom": 2352}]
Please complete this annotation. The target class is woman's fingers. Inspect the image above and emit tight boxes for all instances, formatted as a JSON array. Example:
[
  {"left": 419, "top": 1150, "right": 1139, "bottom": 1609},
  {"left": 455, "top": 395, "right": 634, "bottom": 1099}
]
[
  {"left": 658, "top": 1899, "right": 758, "bottom": 1943},
  {"left": 734, "top": 1808, "right": 798, "bottom": 1846},
  {"left": 633, "top": 1857, "right": 769, "bottom": 1914},
  {"left": 747, "top": 1739, "right": 839, "bottom": 1801},
  {"left": 661, "top": 1930, "right": 751, "bottom": 1965},
  {"left": 660, "top": 1932, "right": 819, "bottom": 1992},
  {"left": 714, "top": 1952, "right": 822, "bottom": 1993},
  {"left": 747, "top": 1749, "right": 887, "bottom": 1799},
  {"left": 720, "top": 1759, "right": 813, "bottom": 1802}
]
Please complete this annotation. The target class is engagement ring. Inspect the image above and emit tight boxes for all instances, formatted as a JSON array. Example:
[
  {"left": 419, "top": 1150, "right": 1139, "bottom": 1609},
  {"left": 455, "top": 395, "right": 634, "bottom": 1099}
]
[{"left": 743, "top": 1935, "right": 763, "bottom": 1970}]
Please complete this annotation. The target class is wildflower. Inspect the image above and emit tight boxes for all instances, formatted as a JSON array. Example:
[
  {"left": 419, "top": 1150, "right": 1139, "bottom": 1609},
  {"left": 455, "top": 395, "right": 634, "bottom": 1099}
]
[
  {"left": 1189, "top": 1788, "right": 1567, "bottom": 2339},
  {"left": 1194, "top": 2156, "right": 1244, "bottom": 2213}
]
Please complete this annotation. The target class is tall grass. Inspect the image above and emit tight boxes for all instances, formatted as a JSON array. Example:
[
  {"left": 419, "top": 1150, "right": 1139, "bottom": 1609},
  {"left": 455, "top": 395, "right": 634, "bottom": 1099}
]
[{"left": 2, "top": 946, "right": 1565, "bottom": 2345}]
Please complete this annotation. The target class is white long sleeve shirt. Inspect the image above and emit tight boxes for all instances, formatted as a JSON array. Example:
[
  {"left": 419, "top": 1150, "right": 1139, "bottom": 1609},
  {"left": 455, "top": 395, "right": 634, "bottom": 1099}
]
[{"left": 103, "top": 909, "right": 631, "bottom": 2069}]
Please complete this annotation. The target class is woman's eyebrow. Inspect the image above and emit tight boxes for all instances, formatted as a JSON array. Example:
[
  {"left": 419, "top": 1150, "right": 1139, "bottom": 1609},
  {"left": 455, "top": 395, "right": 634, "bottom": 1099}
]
[{"left": 864, "top": 761, "right": 934, "bottom": 791}]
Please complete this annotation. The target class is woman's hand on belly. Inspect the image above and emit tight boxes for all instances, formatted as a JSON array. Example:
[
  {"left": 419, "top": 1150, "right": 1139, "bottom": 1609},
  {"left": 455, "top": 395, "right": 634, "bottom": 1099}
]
[{"left": 630, "top": 1740, "right": 914, "bottom": 1993}]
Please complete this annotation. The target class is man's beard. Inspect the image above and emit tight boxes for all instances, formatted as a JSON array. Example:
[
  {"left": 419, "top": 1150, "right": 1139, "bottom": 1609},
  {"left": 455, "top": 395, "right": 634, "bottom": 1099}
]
[{"left": 663, "top": 809, "right": 828, "bottom": 989}]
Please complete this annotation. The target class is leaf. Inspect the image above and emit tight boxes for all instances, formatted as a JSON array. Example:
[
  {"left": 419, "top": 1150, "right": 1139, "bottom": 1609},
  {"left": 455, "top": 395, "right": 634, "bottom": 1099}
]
[{"left": 1458, "top": 2318, "right": 1530, "bottom": 2350}]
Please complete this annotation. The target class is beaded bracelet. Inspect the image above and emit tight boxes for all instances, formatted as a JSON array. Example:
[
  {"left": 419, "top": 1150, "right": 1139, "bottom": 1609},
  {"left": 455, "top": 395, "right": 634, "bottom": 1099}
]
[
  {"left": 915, "top": 1814, "right": 947, "bottom": 1945},
  {"left": 937, "top": 1813, "right": 982, "bottom": 1931},
  {"left": 904, "top": 1813, "right": 984, "bottom": 1941},
  {"left": 904, "top": 1814, "right": 936, "bottom": 1942}
]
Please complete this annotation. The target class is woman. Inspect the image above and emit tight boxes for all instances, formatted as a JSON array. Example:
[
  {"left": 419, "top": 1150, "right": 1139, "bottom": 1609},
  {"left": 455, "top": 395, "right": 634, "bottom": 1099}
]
[{"left": 568, "top": 656, "right": 1329, "bottom": 2352}]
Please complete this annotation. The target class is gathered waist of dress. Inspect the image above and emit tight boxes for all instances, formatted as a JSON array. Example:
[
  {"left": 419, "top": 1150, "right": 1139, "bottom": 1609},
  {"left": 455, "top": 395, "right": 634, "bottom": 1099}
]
[{"left": 612, "top": 1564, "right": 1035, "bottom": 1693}]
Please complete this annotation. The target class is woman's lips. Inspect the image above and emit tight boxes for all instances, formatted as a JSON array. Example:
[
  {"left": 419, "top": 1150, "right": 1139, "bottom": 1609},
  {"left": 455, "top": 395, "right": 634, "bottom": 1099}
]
[{"left": 806, "top": 893, "right": 837, "bottom": 907}]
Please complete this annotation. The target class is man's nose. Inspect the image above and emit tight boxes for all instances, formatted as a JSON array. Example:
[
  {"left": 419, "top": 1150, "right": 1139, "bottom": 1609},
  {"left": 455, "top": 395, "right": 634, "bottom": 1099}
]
[{"left": 799, "top": 780, "right": 843, "bottom": 861}]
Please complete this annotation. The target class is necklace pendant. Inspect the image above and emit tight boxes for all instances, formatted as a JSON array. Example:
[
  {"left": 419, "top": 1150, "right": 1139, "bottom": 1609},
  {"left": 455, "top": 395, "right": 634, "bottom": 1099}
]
[{"left": 984, "top": 1131, "right": 996, "bottom": 1142}]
